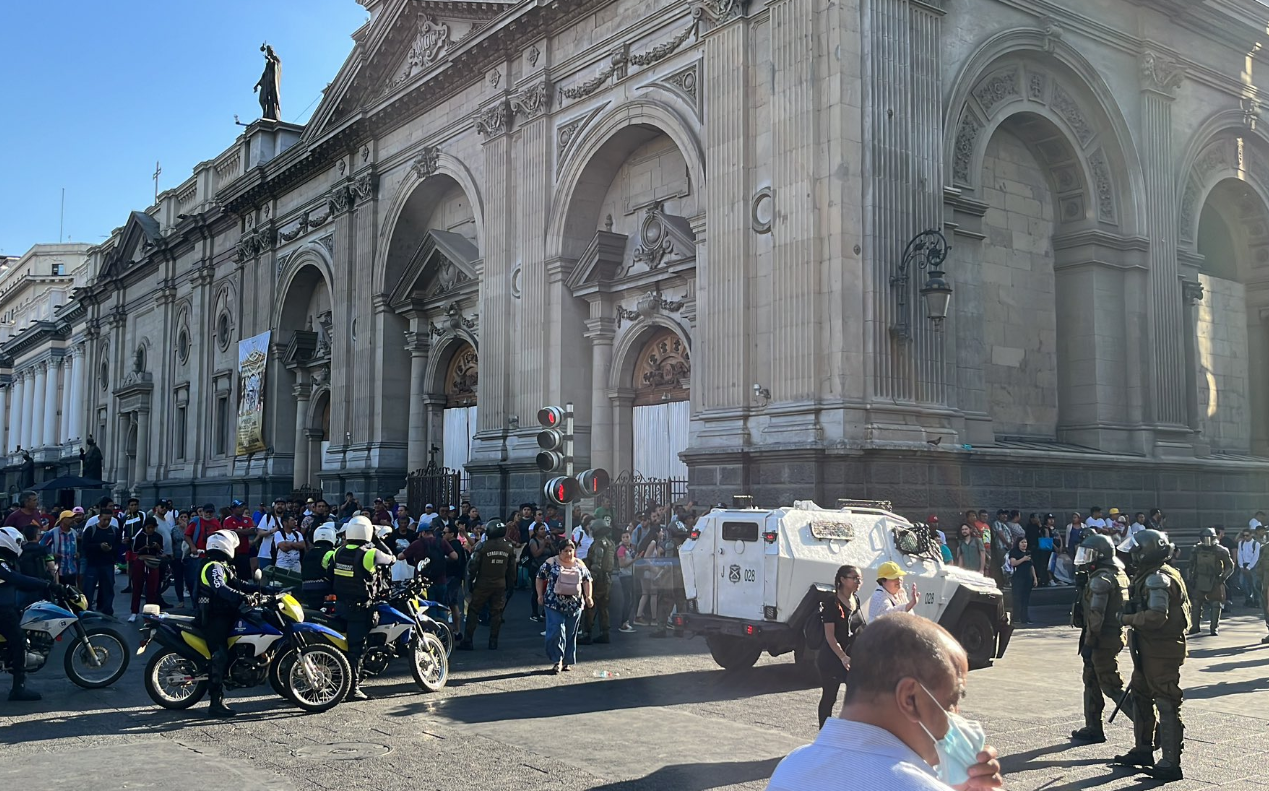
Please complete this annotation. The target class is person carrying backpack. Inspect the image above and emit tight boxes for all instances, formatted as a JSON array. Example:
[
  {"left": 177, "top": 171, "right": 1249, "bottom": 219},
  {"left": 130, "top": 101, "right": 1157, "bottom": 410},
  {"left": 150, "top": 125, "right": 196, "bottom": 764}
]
[{"left": 580, "top": 518, "right": 616, "bottom": 645}]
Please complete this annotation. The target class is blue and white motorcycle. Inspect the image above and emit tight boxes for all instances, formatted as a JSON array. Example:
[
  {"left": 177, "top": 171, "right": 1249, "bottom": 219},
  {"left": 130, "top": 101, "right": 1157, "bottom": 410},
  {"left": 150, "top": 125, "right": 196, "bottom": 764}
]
[{"left": 1, "top": 586, "right": 130, "bottom": 689}]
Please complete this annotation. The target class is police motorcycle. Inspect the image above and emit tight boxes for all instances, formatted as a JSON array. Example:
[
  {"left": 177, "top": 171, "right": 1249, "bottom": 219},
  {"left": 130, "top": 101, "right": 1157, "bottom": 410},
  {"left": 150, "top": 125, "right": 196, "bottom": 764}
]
[
  {"left": 306, "top": 548, "right": 449, "bottom": 693},
  {"left": 138, "top": 573, "right": 354, "bottom": 713},
  {"left": 4, "top": 586, "right": 131, "bottom": 689}
]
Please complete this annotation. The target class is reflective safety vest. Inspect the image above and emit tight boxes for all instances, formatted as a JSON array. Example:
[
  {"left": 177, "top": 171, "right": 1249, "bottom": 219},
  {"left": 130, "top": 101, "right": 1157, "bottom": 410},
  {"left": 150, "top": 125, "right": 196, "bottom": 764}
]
[{"left": 330, "top": 543, "right": 378, "bottom": 603}]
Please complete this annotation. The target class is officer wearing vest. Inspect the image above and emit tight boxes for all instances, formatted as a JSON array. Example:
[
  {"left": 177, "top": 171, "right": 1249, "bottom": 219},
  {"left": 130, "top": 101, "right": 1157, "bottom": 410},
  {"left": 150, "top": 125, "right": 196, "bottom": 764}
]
[
  {"left": 581, "top": 518, "right": 616, "bottom": 645},
  {"left": 1187, "top": 527, "right": 1234, "bottom": 636},
  {"left": 326, "top": 515, "right": 392, "bottom": 700},
  {"left": 1115, "top": 529, "right": 1191, "bottom": 782},
  {"left": 0, "top": 527, "right": 63, "bottom": 701},
  {"left": 300, "top": 522, "right": 339, "bottom": 610},
  {"left": 1071, "top": 533, "right": 1134, "bottom": 744},
  {"left": 460, "top": 519, "right": 515, "bottom": 651},
  {"left": 196, "top": 529, "right": 263, "bottom": 718}
]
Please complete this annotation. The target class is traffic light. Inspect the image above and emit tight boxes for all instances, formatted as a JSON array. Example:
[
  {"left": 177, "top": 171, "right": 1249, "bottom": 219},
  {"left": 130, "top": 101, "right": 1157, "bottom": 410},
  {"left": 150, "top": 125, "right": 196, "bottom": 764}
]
[
  {"left": 536, "top": 405, "right": 570, "bottom": 473},
  {"left": 545, "top": 475, "right": 582, "bottom": 505},
  {"left": 576, "top": 468, "right": 610, "bottom": 497}
]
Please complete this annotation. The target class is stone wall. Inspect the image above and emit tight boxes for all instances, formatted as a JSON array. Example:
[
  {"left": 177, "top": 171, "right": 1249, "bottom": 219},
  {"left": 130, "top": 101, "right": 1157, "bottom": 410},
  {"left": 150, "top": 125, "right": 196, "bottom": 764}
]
[
  {"left": 977, "top": 128, "right": 1058, "bottom": 437},
  {"left": 1196, "top": 274, "right": 1250, "bottom": 452}
]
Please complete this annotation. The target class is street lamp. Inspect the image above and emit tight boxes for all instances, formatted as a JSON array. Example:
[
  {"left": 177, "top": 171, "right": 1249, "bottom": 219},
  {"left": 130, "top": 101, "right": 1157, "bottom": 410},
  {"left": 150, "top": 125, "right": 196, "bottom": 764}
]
[{"left": 890, "top": 229, "right": 952, "bottom": 340}]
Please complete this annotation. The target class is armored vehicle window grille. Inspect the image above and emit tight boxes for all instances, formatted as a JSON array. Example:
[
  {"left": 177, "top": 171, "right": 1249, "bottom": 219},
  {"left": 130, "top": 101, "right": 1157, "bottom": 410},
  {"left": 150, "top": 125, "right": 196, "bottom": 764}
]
[
  {"left": 892, "top": 523, "right": 940, "bottom": 561},
  {"left": 809, "top": 521, "right": 855, "bottom": 541},
  {"left": 721, "top": 522, "right": 760, "bottom": 542}
]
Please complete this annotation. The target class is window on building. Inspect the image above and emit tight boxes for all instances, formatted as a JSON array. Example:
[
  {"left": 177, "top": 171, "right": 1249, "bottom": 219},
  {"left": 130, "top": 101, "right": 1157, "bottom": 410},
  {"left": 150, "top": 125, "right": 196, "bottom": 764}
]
[
  {"left": 214, "top": 395, "right": 229, "bottom": 456},
  {"left": 51, "top": 263, "right": 64, "bottom": 276},
  {"left": 175, "top": 405, "right": 187, "bottom": 460}
]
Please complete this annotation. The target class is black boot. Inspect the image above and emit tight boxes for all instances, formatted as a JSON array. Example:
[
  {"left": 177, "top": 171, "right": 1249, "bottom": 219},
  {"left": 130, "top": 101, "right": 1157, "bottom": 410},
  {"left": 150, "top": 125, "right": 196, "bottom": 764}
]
[
  {"left": 457, "top": 637, "right": 474, "bottom": 651},
  {"left": 578, "top": 633, "right": 593, "bottom": 646},
  {"left": 487, "top": 637, "right": 498, "bottom": 650},
  {"left": 1070, "top": 726, "right": 1106, "bottom": 743},
  {"left": 1112, "top": 747, "right": 1155, "bottom": 768},
  {"left": 594, "top": 632, "right": 610, "bottom": 644},
  {"left": 8, "top": 674, "right": 40, "bottom": 702},
  {"left": 207, "top": 689, "right": 236, "bottom": 718}
]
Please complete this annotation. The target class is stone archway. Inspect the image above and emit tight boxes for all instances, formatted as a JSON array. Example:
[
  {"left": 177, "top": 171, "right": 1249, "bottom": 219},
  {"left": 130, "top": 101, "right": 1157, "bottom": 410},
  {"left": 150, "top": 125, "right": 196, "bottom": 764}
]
[
  {"left": 276, "top": 256, "right": 334, "bottom": 489},
  {"left": 439, "top": 341, "right": 478, "bottom": 474},
  {"left": 607, "top": 322, "right": 691, "bottom": 479}
]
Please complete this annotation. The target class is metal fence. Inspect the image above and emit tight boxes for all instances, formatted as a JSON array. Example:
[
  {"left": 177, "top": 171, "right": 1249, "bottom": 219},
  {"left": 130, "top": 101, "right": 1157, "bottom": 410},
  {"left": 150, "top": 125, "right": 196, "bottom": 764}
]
[
  {"left": 406, "top": 461, "right": 462, "bottom": 517},
  {"left": 606, "top": 471, "right": 689, "bottom": 528}
]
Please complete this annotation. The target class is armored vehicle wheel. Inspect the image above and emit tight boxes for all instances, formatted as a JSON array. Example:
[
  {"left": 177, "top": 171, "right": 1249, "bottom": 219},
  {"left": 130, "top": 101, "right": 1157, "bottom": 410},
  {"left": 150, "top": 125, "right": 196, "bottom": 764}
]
[{"left": 707, "top": 635, "right": 762, "bottom": 671}]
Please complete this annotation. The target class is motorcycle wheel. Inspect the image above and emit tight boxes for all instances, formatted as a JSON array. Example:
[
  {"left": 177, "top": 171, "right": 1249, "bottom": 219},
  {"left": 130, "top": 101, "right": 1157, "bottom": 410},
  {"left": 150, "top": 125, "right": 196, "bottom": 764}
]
[
  {"left": 64, "top": 626, "right": 130, "bottom": 689},
  {"left": 144, "top": 649, "right": 207, "bottom": 709},
  {"left": 410, "top": 631, "right": 449, "bottom": 692},
  {"left": 267, "top": 650, "right": 295, "bottom": 702},
  {"left": 285, "top": 644, "right": 352, "bottom": 713},
  {"left": 425, "top": 620, "right": 455, "bottom": 657}
]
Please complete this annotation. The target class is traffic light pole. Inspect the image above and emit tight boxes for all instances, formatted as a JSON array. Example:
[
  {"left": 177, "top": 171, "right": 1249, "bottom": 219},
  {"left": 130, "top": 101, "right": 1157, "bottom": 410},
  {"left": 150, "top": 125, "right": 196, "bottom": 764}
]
[{"left": 564, "top": 401, "right": 574, "bottom": 541}]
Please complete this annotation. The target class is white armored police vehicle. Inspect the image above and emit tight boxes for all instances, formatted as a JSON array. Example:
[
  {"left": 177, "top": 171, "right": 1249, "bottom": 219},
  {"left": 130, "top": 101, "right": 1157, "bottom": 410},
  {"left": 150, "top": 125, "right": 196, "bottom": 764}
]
[{"left": 678, "top": 500, "right": 1012, "bottom": 672}]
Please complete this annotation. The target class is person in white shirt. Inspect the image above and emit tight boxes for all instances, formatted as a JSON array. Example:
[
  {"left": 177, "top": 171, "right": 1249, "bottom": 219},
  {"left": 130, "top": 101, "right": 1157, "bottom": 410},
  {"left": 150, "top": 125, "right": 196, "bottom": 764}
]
[
  {"left": 1238, "top": 529, "right": 1262, "bottom": 607},
  {"left": 867, "top": 562, "right": 919, "bottom": 622},
  {"left": 1250, "top": 512, "right": 1265, "bottom": 532},
  {"left": 1085, "top": 506, "right": 1108, "bottom": 534},
  {"left": 254, "top": 499, "right": 287, "bottom": 572},
  {"left": 571, "top": 516, "right": 595, "bottom": 560},
  {"left": 271, "top": 515, "right": 305, "bottom": 573},
  {"left": 765, "top": 615, "right": 1002, "bottom": 791}
]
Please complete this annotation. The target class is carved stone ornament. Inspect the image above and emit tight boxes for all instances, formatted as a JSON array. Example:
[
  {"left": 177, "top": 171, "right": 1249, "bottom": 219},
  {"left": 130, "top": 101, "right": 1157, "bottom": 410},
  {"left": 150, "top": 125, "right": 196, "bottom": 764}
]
[
  {"left": 428, "top": 260, "right": 471, "bottom": 298},
  {"left": 751, "top": 187, "right": 774, "bottom": 234},
  {"left": 1087, "top": 148, "right": 1116, "bottom": 224},
  {"left": 402, "top": 15, "right": 450, "bottom": 81},
  {"left": 475, "top": 101, "right": 512, "bottom": 138},
  {"left": 413, "top": 146, "right": 441, "bottom": 180},
  {"left": 316, "top": 310, "right": 334, "bottom": 358},
  {"left": 445, "top": 344, "right": 479, "bottom": 408},
  {"left": 1040, "top": 16, "right": 1064, "bottom": 52},
  {"left": 692, "top": 0, "right": 748, "bottom": 26},
  {"left": 1140, "top": 50, "right": 1185, "bottom": 97},
  {"left": 328, "top": 184, "right": 352, "bottom": 215},
  {"left": 350, "top": 171, "right": 377, "bottom": 202},
  {"left": 952, "top": 112, "right": 982, "bottom": 185},
  {"left": 1182, "top": 278, "right": 1205, "bottom": 305},
  {"left": 1049, "top": 83, "right": 1093, "bottom": 146},
  {"left": 526, "top": 45, "right": 541, "bottom": 66},
  {"left": 235, "top": 223, "right": 276, "bottom": 262},
  {"left": 972, "top": 68, "right": 1018, "bottom": 115},
  {"left": 307, "top": 202, "right": 332, "bottom": 229},
  {"left": 629, "top": 24, "right": 695, "bottom": 68},
  {"left": 488, "top": 68, "right": 502, "bottom": 88},
  {"left": 632, "top": 328, "right": 690, "bottom": 406},
  {"left": 277, "top": 215, "right": 310, "bottom": 244},
  {"left": 512, "top": 81, "right": 551, "bottom": 120},
  {"left": 556, "top": 102, "right": 610, "bottom": 174},
  {"left": 631, "top": 202, "right": 697, "bottom": 273},
  {"left": 666, "top": 63, "right": 698, "bottom": 102},
  {"left": 361, "top": 144, "right": 371, "bottom": 162}
]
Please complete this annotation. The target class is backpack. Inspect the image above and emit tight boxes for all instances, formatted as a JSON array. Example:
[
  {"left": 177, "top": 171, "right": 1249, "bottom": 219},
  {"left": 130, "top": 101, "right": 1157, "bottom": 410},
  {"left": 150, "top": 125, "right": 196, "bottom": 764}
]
[
  {"left": 553, "top": 561, "right": 582, "bottom": 596},
  {"left": 189, "top": 516, "right": 204, "bottom": 549},
  {"left": 590, "top": 538, "right": 615, "bottom": 576}
]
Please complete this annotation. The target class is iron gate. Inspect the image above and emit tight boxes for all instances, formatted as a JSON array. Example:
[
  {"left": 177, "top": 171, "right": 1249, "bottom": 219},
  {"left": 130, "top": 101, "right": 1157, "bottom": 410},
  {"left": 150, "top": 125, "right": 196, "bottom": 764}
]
[
  {"left": 406, "top": 460, "right": 462, "bottom": 517},
  {"left": 607, "top": 471, "right": 689, "bottom": 528}
]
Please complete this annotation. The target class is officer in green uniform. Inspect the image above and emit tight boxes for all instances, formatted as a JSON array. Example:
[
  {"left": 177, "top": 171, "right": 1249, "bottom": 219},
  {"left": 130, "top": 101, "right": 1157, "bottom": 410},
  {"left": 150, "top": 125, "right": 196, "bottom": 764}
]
[
  {"left": 460, "top": 519, "right": 514, "bottom": 651},
  {"left": 581, "top": 518, "right": 616, "bottom": 645},
  {"left": 1116, "top": 529, "right": 1191, "bottom": 782},
  {"left": 300, "top": 521, "right": 339, "bottom": 610},
  {"left": 1186, "top": 527, "right": 1233, "bottom": 636},
  {"left": 326, "top": 515, "right": 393, "bottom": 700},
  {"left": 1257, "top": 527, "right": 1269, "bottom": 645},
  {"left": 1071, "top": 533, "right": 1134, "bottom": 744}
]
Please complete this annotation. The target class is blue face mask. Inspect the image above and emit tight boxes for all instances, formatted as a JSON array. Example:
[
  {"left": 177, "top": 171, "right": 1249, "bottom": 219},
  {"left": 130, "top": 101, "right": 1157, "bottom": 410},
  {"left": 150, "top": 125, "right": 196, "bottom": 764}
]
[{"left": 916, "top": 683, "right": 987, "bottom": 787}]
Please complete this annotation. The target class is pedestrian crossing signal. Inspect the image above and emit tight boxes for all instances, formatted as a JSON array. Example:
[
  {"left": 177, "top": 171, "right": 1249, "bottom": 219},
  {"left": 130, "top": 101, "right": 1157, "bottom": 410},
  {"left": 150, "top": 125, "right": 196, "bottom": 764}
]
[
  {"left": 545, "top": 475, "right": 582, "bottom": 505},
  {"left": 577, "top": 469, "right": 610, "bottom": 496}
]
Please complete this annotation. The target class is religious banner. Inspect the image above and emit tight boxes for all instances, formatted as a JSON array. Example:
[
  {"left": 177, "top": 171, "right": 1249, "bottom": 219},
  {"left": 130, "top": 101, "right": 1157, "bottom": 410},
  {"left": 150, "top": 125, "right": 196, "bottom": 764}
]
[{"left": 235, "top": 330, "right": 271, "bottom": 455}]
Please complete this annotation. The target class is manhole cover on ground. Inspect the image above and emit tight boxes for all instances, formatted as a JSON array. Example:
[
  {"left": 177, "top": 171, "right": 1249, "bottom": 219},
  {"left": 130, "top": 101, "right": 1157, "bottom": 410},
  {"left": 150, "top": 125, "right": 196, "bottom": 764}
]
[{"left": 294, "top": 742, "right": 392, "bottom": 761}]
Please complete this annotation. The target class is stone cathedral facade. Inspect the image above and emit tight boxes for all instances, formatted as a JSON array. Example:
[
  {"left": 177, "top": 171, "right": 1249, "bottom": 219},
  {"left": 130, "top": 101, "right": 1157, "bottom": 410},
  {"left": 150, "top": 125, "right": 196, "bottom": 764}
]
[{"left": 9, "top": 0, "right": 1269, "bottom": 527}]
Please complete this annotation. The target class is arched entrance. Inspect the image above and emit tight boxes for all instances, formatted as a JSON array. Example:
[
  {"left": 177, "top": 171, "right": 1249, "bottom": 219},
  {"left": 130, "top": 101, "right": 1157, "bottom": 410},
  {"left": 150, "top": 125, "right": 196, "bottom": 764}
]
[
  {"left": 275, "top": 249, "right": 335, "bottom": 490},
  {"left": 441, "top": 341, "right": 478, "bottom": 474},
  {"left": 630, "top": 328, "right": 690, "bottom": 479}
]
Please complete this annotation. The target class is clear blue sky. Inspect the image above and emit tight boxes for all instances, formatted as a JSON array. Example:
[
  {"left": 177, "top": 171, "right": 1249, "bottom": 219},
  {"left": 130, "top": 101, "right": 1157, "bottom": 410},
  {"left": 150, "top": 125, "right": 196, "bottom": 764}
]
[{"left": 0, "top": 1, "right": 369, "bottom": 255}]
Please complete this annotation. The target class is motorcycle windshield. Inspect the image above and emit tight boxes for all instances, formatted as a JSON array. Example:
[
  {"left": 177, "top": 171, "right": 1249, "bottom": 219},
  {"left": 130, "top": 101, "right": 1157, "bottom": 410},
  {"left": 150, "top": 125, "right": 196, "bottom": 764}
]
[{"left": 20, "top": 602, "right": 76, "bottom": 625}]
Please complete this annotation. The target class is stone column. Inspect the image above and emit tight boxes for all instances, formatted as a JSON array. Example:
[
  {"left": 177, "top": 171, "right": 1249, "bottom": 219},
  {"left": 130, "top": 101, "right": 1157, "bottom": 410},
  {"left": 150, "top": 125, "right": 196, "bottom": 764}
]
[
  {"left": 31, "top": 363, "right": 47, "bottom": 449},
  {"left": 42, "top": 361, "right": 59, "bottom": 449},
  {"left": 59, "top": 356, "right": 72, "bottom": 444},
  {"left": 473, "top": 101, "right": 513, "bottom": 446},
  {"left": 0, "top": 383, "right": 8, "bottom": 457},
  {"left": 134, "top": 409, "right": 150, "bottom": 484},
  {"left": 115, "top": 415, "right": 131, "bottom": 491},
  {"left": 585, "top": 315, "right": 616, "bottom": 472},
  {"left": 405, "top": 326, "right": 430, "bottom": 473},
  {"left": 6, "top": 377, "right": 19, "bottom": 453},
  {"left": 70, "top": 348, "right": 86, "bottom": 442},
  {"left": 20, "top": 370, "right": 35, "bottom": 451},
  {"left": 423, "top": 396, "right": 446, "bottom": 467},
  {"left": 293, "top": 378, "right": 312, "bottom": 489},
  {"left": 609, "top": 391, "right": 635, "bottom": 475},
  {"left": 1139, "top": 50, "right": 1188, "bottom": 432}
]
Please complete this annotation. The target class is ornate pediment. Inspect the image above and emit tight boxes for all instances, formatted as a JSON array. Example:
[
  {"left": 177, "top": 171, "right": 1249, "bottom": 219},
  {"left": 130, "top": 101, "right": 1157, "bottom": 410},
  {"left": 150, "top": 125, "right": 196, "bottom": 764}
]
[
  {"left": 627, "top": 203, "right": 697, "bottom": 276},
  {"left": 97, "top": 211, "right": 162, "bottom": 281},
  {"left": 389, "top": 229, "right": 480, "bottom": 309},
  {"left": 566, "top": 230, "right": 629, "bottom": 292}
]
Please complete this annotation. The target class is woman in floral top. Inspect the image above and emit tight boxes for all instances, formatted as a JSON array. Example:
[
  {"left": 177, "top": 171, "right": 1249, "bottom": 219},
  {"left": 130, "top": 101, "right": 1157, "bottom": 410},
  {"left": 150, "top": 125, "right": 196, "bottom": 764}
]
[{"left": 535, "top": 540, "right": 594, "bottom": 674}]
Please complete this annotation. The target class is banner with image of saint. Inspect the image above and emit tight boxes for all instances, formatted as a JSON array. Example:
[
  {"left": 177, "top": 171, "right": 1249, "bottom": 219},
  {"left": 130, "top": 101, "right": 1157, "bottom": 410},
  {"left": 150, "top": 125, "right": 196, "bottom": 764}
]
[{"left": 235, "top": 330, "right": 271, "bottom": 455}]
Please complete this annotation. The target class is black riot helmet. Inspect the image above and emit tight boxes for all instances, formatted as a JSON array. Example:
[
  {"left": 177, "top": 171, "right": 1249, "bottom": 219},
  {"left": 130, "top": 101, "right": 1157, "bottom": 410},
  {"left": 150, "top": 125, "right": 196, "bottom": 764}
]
[
  {"left": 1075, "top": 533, "right": 1116, "bottom": 567},
  {"left": 484, "top": 519, "right": 507, "bottom": 539},
  {"left": 1130, "top": 528, "right": 1173, "bottom": 567},
  {"left": 1200, "top": 527, "right": 1217, "bottom": 546}
]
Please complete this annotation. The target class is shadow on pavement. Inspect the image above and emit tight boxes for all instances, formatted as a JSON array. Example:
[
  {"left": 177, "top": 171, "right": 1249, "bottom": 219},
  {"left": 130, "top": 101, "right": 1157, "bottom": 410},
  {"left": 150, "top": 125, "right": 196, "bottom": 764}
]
[
  {"left": 392, "top": 664, "right": 815, "bottom": 722},
  {"left": 583, "top": 757, "right": 783, "bottom": 791},
  {"left": 1184, "top": 675, "right": 1269, "bottom": 700}
]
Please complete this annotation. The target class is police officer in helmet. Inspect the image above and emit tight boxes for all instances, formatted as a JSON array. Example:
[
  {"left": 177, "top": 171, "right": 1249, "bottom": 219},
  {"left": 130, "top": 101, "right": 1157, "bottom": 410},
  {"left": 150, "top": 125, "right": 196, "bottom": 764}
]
[
  {"left": 0, "top": 526, "right": 67, "bottom": 701},
  {"left": 460, "top": 519, "right": 515, "bottom": 651},
  {"left": 1186, "top": 527, "right": 1233, "bottom": 637},
  {"left": 196, "top": 529, "right": 265, "bottom": 718},
  {"left": 1071, "top": 533, "right": 1134, "bottom": 744},
  {"left": 1115, "top": 529, "right": 1191, "bottom": 782},
  {"left": 300, "top": 521, "right": 339, "bottom": 610},
  {"left": 326, "top": 514, "right": 393, "bottom": 700}
]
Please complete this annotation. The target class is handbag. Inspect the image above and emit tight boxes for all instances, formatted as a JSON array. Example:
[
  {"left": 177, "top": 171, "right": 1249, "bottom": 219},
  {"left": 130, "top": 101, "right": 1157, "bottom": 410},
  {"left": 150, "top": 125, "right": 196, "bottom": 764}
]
[{"left": 1038, "top": 537, "right": 1054, "bottom": 552}]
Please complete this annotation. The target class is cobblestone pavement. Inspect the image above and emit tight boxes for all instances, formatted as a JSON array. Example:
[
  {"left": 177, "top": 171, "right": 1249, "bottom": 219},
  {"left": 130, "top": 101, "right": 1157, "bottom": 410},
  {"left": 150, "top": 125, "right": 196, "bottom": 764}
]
[{"left": 3, "top": 583, "right": 1268, "bottom": 791}]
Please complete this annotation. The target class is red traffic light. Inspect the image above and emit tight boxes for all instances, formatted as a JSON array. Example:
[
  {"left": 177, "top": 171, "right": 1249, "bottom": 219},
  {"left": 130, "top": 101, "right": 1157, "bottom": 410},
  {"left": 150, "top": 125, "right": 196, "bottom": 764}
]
[
  {"left": 545, "top": 475, "right": 582, "bottom": 505},
  {"left": 537, "top": 406, "right": 565, "bottom": 428},
  {"left": 576, "top": 468, "right": 610, "bottom": 496}
]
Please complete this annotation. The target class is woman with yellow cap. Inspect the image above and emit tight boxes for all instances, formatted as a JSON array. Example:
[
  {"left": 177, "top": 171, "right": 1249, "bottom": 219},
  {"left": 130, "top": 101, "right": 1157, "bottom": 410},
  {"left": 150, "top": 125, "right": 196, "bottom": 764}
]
[{"left": 866, "top": 561, "right": 918, "bottom": 622}]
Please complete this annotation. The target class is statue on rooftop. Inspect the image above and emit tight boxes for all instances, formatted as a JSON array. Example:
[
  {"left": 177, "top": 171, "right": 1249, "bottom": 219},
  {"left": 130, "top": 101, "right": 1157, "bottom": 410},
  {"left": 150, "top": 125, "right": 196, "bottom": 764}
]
[{"left": 254, "top": 44, "right": 282, "bottom": 121}]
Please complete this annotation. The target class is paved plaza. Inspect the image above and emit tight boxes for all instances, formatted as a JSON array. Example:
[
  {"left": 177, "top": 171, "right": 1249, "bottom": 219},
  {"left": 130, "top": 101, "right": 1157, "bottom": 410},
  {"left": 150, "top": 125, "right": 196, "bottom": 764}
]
[{"left": 3, "top": 591, "right": 1269, "bottom": 791}]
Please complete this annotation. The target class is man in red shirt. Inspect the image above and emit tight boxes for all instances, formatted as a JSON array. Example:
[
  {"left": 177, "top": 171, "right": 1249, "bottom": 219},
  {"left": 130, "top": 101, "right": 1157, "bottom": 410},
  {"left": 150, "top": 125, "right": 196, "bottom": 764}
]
[
  {"left": 3, "top": 491, "right": 43, "bottom": 531},
  {"left": 222, "top": 499, "right": 256, "bottom": 578},
  {"left": 183, "top": 504, "right": 221, "bottom": 555}
]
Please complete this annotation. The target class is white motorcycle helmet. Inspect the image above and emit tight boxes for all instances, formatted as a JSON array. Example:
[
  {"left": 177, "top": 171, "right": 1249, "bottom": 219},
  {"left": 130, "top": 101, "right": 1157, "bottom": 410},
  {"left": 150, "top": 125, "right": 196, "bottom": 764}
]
[
  {"left": 312, "top": 522, "right": 339, "bottom": 546},
  {"left": 0, "top": 526, "right": 23, "bottom": 556},
  {"left": 205, "top": 529, "right": 240, "bottom": 557},
  {"left": 344, "top": 514, "right": 374, "bottom": 543},
  {"left": 374, "top": 524, "right": 392, "bottom": 541}
]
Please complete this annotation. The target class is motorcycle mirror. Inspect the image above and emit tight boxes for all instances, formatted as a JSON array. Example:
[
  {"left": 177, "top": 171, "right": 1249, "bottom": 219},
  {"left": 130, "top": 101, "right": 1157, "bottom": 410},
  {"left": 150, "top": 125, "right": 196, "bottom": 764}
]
[
  {"left": 253, "top": 569, "right": 263, "bottom": 581},
  {"left": 417, "top": 558, "right": 431, "bottom": 571}
]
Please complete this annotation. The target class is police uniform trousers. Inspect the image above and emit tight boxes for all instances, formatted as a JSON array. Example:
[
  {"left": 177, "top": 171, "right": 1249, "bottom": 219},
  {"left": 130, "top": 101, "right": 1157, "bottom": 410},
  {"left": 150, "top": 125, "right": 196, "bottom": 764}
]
[
  {"left": 1190, "top": 586, "right": 1223, "bottom": 633},
  {"left": 1081, "top": 637, "right": 1128, "bottom": 728},
  {"left": 465, "top": 585, "right": 506, "bottom": 640},
  {"left": 202, "top": 614, "right": 235, "bottom": 694},
  {"left": 335, "top": 601, "right": 374, "bottom": 677},
  {"left": 0, "top": 607, "right": 26, "bottom": 686},
  {"left": 1128, "top": 648, "right": 1184, "bottom": 758},
  {"left": 585, "top": 577, "right": 611, "bottom": 637}
]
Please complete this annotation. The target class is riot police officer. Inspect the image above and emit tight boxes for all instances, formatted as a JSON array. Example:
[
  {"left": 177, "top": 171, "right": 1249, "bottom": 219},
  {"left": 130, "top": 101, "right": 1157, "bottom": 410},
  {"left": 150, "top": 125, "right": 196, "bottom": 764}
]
[
  {"left": 1115, "top": 529, "right": 1191, "bottom": 782},
  {"left": 460, "top": 519, "right": 514, "bottom": 651},
  {"left": 581, "top": 518, "right": 616, "bottom": 645},
  {"left": 1071, "top": 533, "right": 1134, "bottom": 744},
  {"left": 1187, "top": 527, "right": 1234, "bottom": 636},
  {"left": 326, "top": 514, "right": 393, "bottom": 700},
  {"left": 0, "top": 526, "right": 63, "bottom": 701},
  {"left": 300, "top": 521, "right": 339, "bottom": 610},
  {"left": 196, "top": 529, "right": 263, "bottom": 718}
]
